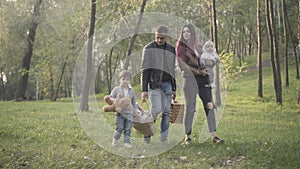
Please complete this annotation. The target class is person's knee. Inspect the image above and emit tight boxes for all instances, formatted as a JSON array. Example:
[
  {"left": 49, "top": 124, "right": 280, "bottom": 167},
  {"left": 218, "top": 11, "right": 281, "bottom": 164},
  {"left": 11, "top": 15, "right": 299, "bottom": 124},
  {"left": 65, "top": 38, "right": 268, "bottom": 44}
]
[
  {"left": 116, "top": 127, "right": 124, "bottom": 132},
  {"left": 124, "top": 129, "right": 131, "bottom": 135},
  {"left": 207, "top": 102, "right": 213, "bottom": 110}
]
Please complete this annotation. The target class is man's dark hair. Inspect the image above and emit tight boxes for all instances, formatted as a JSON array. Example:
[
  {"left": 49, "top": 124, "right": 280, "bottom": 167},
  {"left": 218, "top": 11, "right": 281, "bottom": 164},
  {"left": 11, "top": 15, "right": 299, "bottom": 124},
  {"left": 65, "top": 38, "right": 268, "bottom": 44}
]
[{"left": 155, "top": 25, "right": 168, "bottom": 35}]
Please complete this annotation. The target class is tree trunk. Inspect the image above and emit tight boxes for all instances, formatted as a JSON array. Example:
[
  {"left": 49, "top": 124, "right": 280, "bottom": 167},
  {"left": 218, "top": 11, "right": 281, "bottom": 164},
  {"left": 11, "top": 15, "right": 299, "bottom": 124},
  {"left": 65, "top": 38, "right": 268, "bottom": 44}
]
[
  {"left": 64, "top": 74, "right": 68, "bottom": 97},
  {"left": 209, "top": 2, "right": 213, "bottom": 41},
  {"left": 272, "top": 2, "right": 282, "bottom": 104},
  {"left": 266, "top": 0, "right": 282, "bottom": 104},
  {"left": 0, "top": 67, "right": 5, "bottom": 101},
  {"left": 123, "top": 0, "right": 147, "bottom": 70},
  {"left": 213, "top": 0, "right": 218, "bottom": 52},
  {"left": 282, "top": 0, "right": 289, "bottom": 87},
  {"left": 16, "top": 0, "right": 42, "bottom": 101},
  {"left": 106, "top": 47, "right": 114, "bottom": 93},
  {"left": 80, "top": 0, "right": 96, "bottom": 112},
  {"left": 226, "top": 17, "right": 234, "bottom": 53},
  {"left": 53, "top": 37, "right": 78, "bottom": 100},
  {"left": 298, "top": 0, "right": 300, "bottom": 46},
  {"left": 104, "top": 46, "right": 120, "bottom": 93},
  {"left": 212, "top": 0, "right": 221, "bottom": 106},
  {"left": 266, "top": 0, "right": 276, "bottom": 96},
  {"left": 64, "top": 72, "right": 71, "bottom": 97},
  {"left": 257, "top": 0, "right": 263, "bottom": 98},
  {"left": 248, "top": 28, "right": 252, "bottom": 56},
  {"left": 53, "top": 54, "right": 68, "bottom": 101},
  {"left": 286, "top": 0, "right": 300, "bottom": 79},
  {"left": 35, "top": 76, "right": 39, "bottom": 100},
  {"left": 50, "top": 68, "right": 55, "bottom": 101}
]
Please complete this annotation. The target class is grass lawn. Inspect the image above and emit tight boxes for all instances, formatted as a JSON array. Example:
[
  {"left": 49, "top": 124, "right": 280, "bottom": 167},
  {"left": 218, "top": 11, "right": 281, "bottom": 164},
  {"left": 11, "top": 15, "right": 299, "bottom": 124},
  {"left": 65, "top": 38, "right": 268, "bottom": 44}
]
[{"left": 0, "top": 57, "right": 300, "bottom": 168}]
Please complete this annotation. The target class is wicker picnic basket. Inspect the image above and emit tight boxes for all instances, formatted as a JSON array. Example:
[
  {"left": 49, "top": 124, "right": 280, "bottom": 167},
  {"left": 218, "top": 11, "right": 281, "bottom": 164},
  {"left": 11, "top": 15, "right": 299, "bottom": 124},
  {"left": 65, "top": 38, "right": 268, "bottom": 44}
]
[
  {"left": 132, "top": 103, "right": 156, "bottom": 136},
  {"left": 170, "top": 100, "right": 184, "bottom": 123},
  {"left": 133, "top": 122, "right": 156, "bottom": 136}
]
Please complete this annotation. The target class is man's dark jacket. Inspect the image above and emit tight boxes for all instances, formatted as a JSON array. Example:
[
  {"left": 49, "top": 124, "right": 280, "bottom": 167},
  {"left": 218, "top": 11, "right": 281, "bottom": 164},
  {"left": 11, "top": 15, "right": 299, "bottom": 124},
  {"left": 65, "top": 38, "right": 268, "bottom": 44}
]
[{"left": 141, "top": 41, "right": 176, "bottom": 92}]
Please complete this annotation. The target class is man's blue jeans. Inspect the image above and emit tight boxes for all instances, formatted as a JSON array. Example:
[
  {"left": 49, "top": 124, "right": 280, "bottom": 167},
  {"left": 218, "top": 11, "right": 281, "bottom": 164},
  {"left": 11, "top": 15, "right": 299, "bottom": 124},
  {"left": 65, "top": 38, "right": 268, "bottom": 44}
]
[{"left": 149, "top": 82, "right": 172, "bottom": 141}]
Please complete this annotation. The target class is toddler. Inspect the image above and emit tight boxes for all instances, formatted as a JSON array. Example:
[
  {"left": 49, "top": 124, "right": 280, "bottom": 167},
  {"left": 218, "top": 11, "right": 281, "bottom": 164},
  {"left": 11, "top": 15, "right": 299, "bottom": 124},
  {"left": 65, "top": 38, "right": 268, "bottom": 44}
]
[
  {"left": 200, "top": 40, "right": 220, "bottom": 88},
  {"left": 110, "top": 70, "right": 137, "bottom": 148}
]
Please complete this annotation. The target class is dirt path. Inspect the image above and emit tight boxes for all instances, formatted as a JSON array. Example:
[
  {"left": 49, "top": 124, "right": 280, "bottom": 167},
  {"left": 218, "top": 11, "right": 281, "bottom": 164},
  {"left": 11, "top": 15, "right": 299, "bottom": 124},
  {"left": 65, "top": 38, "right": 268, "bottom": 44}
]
[{"left": 245, "top": 59, "right": 271, "bottom": 72}]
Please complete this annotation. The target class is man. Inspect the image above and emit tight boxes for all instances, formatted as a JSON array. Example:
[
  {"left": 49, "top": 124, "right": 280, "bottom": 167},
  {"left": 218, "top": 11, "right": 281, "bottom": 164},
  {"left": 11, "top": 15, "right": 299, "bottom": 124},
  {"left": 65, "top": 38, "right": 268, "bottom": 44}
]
[{"left": 140, "top": 25, "right": 176, "bottom": 143}]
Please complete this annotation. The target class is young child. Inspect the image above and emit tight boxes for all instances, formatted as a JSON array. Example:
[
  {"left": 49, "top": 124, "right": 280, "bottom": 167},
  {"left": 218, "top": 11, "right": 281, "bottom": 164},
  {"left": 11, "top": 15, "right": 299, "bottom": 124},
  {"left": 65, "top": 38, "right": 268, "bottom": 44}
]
[
  {"left": 110, "top": 70, "right": 137, "bottom": 148},
  {"left": 200, "top": 40, "right": 220, "bottom": 88}
]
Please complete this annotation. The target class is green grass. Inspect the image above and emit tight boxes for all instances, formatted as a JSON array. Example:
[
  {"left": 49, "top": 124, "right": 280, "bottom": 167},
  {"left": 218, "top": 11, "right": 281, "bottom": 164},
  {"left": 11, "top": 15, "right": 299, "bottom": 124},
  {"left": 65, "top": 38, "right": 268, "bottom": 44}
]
[{"left": 1, "top": 57, "right": 300, "bottom": 168}]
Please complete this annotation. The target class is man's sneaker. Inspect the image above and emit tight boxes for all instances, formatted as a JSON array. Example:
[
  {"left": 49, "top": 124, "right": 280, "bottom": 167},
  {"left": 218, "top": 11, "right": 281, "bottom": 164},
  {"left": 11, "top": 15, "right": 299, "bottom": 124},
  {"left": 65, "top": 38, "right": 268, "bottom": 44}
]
[
  {"left": 124, "top": 143, "right": 132, "bottom": 148},
  {"left": 144, "top": 135, "right": 151, "bottom": 143},
  {"left": 111, "top": 138, "right": 118, "bottom": 147},
  {"left": 161, "top": 140, "right": 168, "bottom": 144},
  {"left": 212, "top": 136, "right": 224, "bottom": 144},
  {"left": 182, "top": 137, "right": 192, "bottom": 145}
]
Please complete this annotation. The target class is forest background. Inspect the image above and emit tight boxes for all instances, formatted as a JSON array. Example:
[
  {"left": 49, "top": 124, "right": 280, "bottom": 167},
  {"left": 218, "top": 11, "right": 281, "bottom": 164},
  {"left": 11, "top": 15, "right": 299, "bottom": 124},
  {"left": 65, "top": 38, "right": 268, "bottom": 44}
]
[
  {"left": 0, "top": 0, "right": 299, "bottom": 103},
  {"left": 1, "top": 0, "right": 300, "bottom": 168}
]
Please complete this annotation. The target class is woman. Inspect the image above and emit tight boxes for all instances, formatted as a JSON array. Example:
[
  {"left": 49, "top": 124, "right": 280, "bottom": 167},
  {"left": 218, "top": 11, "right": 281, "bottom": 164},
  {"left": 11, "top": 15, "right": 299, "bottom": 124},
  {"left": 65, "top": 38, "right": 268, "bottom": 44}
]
[{"left": 175, "top": 23, "right": 223, "bottom": 144}]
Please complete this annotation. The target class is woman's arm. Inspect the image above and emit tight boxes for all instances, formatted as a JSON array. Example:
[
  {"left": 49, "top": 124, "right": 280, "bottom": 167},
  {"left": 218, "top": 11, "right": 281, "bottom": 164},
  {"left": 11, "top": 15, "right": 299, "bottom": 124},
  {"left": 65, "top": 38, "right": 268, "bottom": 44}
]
[
  {"left": 185, "top": 51, "right": 199, "bottom": 67},
  {"left": 178, "top": 58, "right": 199, "bottom": 74}
]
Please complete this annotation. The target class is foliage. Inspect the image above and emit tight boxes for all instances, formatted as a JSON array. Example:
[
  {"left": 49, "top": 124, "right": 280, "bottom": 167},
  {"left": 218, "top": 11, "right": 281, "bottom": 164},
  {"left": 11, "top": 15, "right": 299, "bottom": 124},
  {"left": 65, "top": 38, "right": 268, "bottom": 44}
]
[
  {"left": 219, "top": 50, "right": 247, "bottom": 80},
  {"left": 0, "top": 0, "right": 89, "bottom": 100},
  {"left": 0, "top": 0, "right": 299, "bottom": 101}
]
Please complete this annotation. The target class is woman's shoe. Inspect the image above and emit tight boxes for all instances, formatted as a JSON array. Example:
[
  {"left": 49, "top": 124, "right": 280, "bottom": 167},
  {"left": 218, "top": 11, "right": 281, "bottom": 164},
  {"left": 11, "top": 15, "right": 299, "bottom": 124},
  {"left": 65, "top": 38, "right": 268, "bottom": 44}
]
[{"left": 212, "top": 136, "right": 224, "bottom": 144}]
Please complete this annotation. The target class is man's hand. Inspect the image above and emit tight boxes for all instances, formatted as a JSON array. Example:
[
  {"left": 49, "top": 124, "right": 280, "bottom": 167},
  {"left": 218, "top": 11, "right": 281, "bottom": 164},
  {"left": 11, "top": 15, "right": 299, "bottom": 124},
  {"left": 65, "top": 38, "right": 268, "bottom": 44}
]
[
  {"left": 172, "top": 91, "right": 176, "bottom": 100},
  {"left": 141, "top": 92, "right": 148, "bottom": 102},
  {"left": 207, "top": 102, "right": 214, "bottom": 110}
]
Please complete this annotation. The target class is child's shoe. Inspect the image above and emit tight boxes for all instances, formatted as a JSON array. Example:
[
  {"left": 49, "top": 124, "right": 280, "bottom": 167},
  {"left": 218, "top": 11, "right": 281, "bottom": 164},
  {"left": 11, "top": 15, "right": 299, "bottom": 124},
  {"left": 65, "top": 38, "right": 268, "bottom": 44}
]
[
  {"left": 124, "top": 143, "right": 132, "bottom": 148},
  {"left": 111, "top": 138, "right": 118, "bottom": 147},
  {"left": 144, "top": 135, "right": 151, "bottom": 143}
]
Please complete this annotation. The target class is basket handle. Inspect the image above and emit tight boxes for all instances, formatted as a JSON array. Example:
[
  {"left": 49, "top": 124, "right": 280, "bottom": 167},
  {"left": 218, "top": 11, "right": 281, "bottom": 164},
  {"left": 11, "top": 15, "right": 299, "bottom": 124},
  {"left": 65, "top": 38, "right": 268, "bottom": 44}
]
[
  {"left": 172, "top": 99, "right": 178, "bottom": 104},
  {"left": 141, "top": 99, "right": 150, "bottom": 110}
]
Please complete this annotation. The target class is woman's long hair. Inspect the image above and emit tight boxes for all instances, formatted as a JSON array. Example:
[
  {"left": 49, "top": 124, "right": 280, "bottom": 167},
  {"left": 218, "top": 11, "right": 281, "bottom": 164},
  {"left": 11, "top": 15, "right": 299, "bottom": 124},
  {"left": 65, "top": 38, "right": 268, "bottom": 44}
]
[
  {"left": 176, "top": 23, "right": 199, "bottom": 62},
  {"left": 176, "top": 23, "right": 197, "bottom": 49}
]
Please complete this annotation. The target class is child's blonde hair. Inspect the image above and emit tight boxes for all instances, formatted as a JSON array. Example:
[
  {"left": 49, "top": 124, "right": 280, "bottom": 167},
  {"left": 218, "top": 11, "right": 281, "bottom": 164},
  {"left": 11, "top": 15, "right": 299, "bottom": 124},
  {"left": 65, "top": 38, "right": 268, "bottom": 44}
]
[
  {"left": 119, "top": 70, "right": 132, "bottom": 80},
  {"left": 204, "top": 40, "right": 215, "bottom": 48}
]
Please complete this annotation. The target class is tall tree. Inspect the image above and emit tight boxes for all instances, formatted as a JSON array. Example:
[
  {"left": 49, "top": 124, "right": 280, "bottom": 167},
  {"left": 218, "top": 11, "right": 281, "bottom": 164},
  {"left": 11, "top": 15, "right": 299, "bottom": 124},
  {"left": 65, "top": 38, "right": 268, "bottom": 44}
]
[
  {"left": 105, "top": 47, "right": 120, "bottom": 93},
  {"left": 265, "top": 0, "right": 282, "bottom": 104},
  {"left": 257, "top": 0, "right": 263, "bottom": 98},
  {"left": 16, "top": 0, "right": 43, "bottom": 101},
  {"left": 282, "top": 0, "right": 289, "bottom": 87},
  {"left": 0, "top": 66, "right": 5, "bottom": 100},
  {"left": 80, "top": 0, "right": 96, "bottom": 112},
  {"left": 123, "top": 0, "right": 147, "bottom": 70},
  {"left": 298, "top": 0, "right": 300, "bottom": 47},
  {"left": 53, "top": 36, "right": 79, "bottom": 101},
  {"left": 212, "top": 0, "right": 221, "bottom": 106},
  {"left": 286, "top": 0, "right": 300, "bottom": 80}
]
